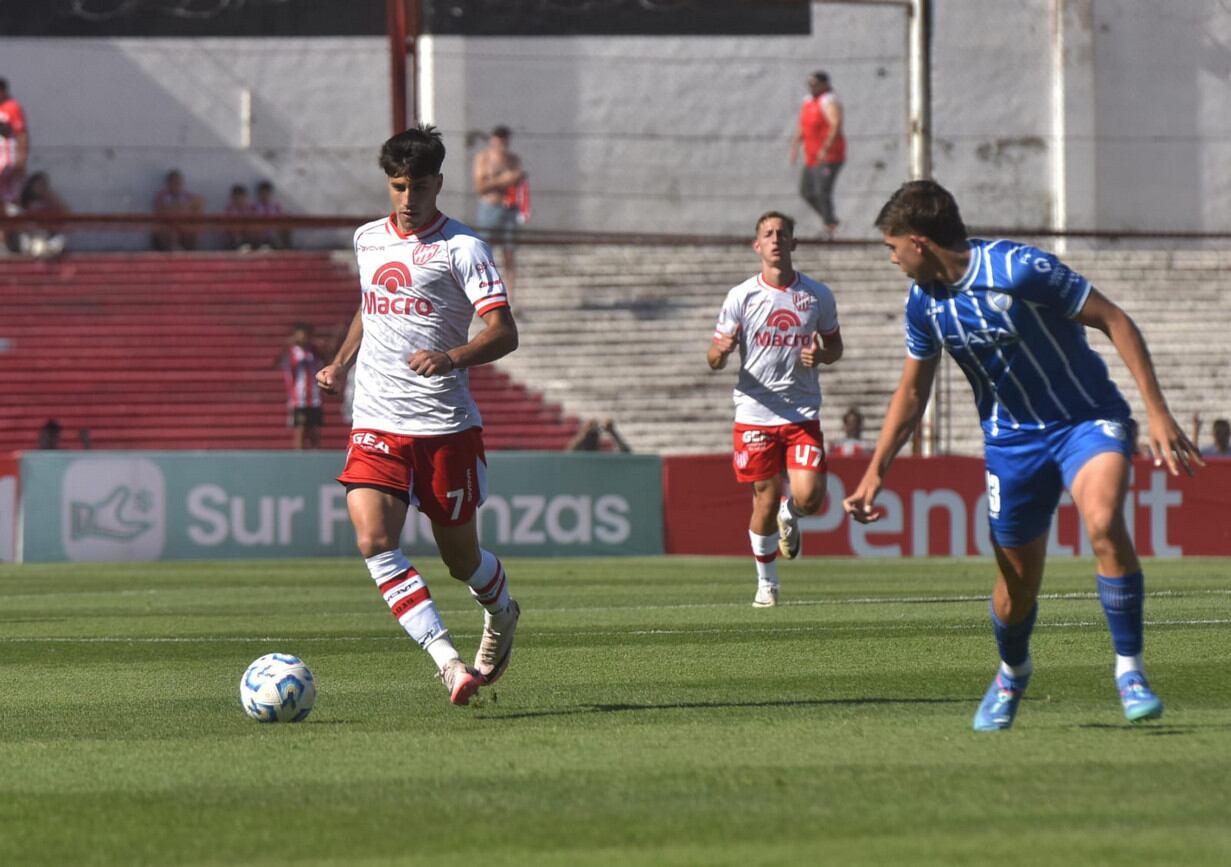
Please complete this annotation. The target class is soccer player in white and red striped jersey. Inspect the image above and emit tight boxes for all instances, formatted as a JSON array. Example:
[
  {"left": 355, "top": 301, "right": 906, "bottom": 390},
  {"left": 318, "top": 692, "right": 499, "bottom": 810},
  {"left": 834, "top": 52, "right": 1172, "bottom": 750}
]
[
  {"left": 279, "top": 323, "right": 323, "bottom": 450},
  {"left": 708, "top": 211, "right": 843, "bottom": 607},
  {"left": 315, "top": 125, "right": 520, "bottom": 707}
]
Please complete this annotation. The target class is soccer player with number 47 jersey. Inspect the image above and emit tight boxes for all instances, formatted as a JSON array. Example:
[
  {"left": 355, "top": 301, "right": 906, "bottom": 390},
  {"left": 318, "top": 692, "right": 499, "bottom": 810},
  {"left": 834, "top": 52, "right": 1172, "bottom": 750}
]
[
  {"left": 844, "top": 180, "right": 1203, "bottom": 730},
  {"left": 708, "top": 211, "right": 843, "bottom": 608},
  {"left": 316, "top": 125, "right": 520, "bottom": 707}
]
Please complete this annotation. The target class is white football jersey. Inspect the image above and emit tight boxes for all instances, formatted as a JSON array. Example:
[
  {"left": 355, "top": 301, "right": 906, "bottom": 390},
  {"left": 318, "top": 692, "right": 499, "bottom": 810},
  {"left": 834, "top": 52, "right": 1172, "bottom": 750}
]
[
  {"left": 714, "top": 272, "right": 840, "bottom": 426},
  {"left": 350, "top": 212, "right": 509, "bottom": 435}
]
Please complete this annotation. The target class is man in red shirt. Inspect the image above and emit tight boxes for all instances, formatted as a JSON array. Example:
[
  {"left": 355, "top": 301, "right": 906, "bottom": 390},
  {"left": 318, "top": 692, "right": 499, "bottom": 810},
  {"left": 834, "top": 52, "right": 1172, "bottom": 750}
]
[
  {"left": 0, "top": 77, "right": 30, "bottom": 251},
  {"left": 789, "top": 70, "right": 845, "bottom": 240}
]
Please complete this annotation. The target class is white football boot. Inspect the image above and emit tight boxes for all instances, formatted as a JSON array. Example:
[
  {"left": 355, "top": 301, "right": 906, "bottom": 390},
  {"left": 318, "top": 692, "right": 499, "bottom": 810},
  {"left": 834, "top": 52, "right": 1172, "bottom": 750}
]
[
  {"left": 438, "top": 658, "right": 482, "bottom": 706},
  {"left": 475, "top": 599, "right": 520, "bottom": 685},
  {"left": 752, "top": 583, "right": 779, "bottom": 608}
]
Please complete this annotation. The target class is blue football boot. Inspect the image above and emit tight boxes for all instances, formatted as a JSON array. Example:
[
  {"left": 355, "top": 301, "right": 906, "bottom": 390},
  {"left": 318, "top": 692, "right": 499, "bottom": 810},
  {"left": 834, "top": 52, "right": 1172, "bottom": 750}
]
[
  {"left": 1117, "top": 671, "right": 1163, "bottom": 723},
  {"left": 972, "top": 670, "right": 1030, "bottom": 731}
]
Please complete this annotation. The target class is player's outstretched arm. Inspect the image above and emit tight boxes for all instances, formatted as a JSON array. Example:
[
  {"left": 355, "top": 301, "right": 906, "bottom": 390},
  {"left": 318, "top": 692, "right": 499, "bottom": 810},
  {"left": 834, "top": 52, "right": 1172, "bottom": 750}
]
[
  {"left": 1075, "top": 289, "right": 1202, "bottom": 476},
  {"left": 316, "top": 307, "right": 364, "bottom": 394},
  {"left": 410, "top": 306, "right": 519, "bottom": 377},
  {"left": 843, "top": 355, "right": 938, "bottom": 523}
]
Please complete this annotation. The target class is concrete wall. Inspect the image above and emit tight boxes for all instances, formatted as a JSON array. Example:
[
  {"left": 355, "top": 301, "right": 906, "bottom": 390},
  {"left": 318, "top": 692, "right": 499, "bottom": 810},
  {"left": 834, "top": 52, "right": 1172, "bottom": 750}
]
[
  {"left": 2, "top": 0, "right": 1229, "bottom": 246},
  {"left": 1, "top": 37, "right": 389, "bottom": 248}
]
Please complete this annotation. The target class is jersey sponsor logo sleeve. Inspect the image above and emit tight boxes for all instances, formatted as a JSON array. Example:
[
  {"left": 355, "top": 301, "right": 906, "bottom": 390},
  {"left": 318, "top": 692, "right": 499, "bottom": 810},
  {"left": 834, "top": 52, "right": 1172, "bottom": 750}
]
[
  {"left": 1008, "top": 245, "right": 1091, "bottom": 318},
  {"left": 452, "top": 238, "right": 509, "bottom": 317}
]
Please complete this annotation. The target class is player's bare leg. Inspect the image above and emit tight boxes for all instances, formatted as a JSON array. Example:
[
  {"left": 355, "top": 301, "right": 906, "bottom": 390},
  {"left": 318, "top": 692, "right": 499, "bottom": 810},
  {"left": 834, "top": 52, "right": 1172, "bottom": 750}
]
[
  {"left": 750, "top": 476, "right": 783, "bottom": 606},
  {"left": 348, "top": 487, "right": 479, "bottom": 705},
  {"left": 778, "top": 467, "right": 827, "bottom": 560},
  {"left": 973, "top": 533, "right": 1046, "bottom": 730},
  {"left": 435, "top": 518, "right": 520, "bottom": 685},
  {"left": 1070, "top": 452, "right": 1161, "bottom": 721}
]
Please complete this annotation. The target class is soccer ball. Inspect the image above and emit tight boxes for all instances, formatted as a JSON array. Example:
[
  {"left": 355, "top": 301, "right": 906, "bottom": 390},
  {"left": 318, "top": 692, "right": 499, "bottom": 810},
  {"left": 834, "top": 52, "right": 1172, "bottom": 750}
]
[{"left": 240, "top": 653, "right": 317, "bottom": 722}]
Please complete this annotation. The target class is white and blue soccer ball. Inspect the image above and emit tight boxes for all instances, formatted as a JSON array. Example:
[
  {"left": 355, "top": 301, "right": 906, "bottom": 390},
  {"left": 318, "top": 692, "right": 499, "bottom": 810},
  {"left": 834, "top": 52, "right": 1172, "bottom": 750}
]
[{"left": 240, "top": 653, "right": 317, "bottom": 723}]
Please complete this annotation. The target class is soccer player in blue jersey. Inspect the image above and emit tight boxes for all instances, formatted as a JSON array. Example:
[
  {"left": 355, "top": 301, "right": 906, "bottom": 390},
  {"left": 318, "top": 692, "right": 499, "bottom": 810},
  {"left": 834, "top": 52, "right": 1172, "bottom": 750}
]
[{"left": 843, "top": 180, "right": 1202, "bottom": 730}]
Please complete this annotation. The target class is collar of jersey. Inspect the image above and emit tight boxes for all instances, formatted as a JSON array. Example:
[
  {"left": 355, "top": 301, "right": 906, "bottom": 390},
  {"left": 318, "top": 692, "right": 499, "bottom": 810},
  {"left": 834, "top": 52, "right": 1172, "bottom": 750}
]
[
  {"left": 386, "top": 211, "right": 448, "bottom": 240},
  {"left": 920, "top": 239, "right": 980, "bottom": 296},
  {"left": 757, "top": 272, "right": 800, "bottom": 293}
]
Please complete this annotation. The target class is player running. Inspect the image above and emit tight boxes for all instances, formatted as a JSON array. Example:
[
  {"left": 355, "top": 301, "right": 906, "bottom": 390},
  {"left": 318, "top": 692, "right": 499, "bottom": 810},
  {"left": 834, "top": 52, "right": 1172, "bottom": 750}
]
[
  {"left": 844, "top": 180, "right": 1202, "bottom": 730},
  {"left": 316, "top": 125, "right": 520, "bottom": 707},
  {"left": 708, "top": 211, "right": 843, "bottom": 607}
]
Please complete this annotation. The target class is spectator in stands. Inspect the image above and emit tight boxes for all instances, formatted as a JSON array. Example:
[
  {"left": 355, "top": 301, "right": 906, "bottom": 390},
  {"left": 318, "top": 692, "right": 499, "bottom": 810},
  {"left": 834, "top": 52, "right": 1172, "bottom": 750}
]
[
  {"left": 151, "top": 169, "right": 204, "bottom": 251},
  {"left": 276, "top": 323, "right": 324, "bottom": 449},
  {"left": 472, "top": 125, "right": 526, "bottom": 293},
  {"left": 789, "top": 70, "right": 845, "bottom": 241},
  {"left": 222, "top": 183, "right": 253, "bottom": 251},
  {"left": 0, "top": 76, "right": 30, "bottom": 253},
  {"left": 568, "top": 418, "right": 632, "bottom": 453},
  {"left": 1196, "top": 416, "right": 1231, "bottom": 459},
  {"left": 37, "top": 418, "right": 61, "bottom": 450},
  {"left": 17, "top": 171, "right": 68, "bottom": 259},
  {"left": 830, "top": 406, "right": 870, "bottom": 457},
  {"left": 252, "top": 179, "right": 291, "bottom": 250}
]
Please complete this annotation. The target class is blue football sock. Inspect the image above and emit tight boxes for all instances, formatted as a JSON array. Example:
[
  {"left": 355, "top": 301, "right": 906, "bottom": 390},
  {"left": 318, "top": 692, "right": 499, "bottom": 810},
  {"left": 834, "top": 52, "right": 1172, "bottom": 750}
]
[
  {"left": 990, "top": 601, "right": 1037, "bottom": 668},
  {"left": 1098, "top": 571, "right": 1144, "bottom": 657}
]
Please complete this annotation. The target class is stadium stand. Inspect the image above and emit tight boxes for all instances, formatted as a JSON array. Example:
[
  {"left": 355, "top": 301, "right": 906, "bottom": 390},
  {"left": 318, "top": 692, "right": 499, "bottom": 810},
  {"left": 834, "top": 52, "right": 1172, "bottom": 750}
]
[
  {"left": 0, "top": 244, "right": 1218, "bottom": 456},
  {"left": 0, "top": 252, "right": 579, "bottom": 452},
  {"left": 502, "top": 242, "right": 1223, "bottom": 456}
]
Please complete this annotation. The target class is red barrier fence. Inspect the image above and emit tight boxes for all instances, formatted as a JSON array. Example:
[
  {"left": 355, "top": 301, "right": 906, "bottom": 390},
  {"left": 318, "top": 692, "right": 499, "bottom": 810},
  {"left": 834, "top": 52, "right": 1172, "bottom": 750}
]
[{"left": 662, "top": 456, "right": 1231, "bottom": 557}]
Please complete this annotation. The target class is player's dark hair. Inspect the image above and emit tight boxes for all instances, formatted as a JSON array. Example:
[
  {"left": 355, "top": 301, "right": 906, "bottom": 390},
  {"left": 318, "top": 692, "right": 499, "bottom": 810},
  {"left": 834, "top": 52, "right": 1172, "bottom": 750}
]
[
  {"left": 0, "top": 78, "right": 8, "bottom": 92},
  {"left": 811, "top": 71, "right": 829, "bottom": 83},
  {"left": 379, "top": 124, "right": 446, "bottom": 178},
  {"left": 491, "top": 125, "right": 511, "bottom": 139},
  {"left": 874, "top": 180, "right": 968, "bottom": 246},
  {"left": 755, "top": 210, "right": 795, "bottom": 236}
]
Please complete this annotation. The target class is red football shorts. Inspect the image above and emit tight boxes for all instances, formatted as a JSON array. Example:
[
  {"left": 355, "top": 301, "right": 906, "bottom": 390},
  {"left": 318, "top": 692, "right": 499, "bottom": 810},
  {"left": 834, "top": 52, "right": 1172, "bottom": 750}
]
[
  {"left": 731, "top": 420, "right": 827, "bottom": 483},
  {"left": 338, "top": 427, "right": 488, "bottom": 526}
]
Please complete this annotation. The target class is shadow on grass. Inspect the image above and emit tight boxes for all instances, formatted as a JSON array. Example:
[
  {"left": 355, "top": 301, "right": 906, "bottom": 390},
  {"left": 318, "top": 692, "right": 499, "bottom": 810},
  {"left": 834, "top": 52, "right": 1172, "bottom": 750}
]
[
  {"left": 476, "top": 695, "right": 965, "bottom": 721},
  {"left": 1074, "top": 722, "right": 1231, "bottom": 735}
]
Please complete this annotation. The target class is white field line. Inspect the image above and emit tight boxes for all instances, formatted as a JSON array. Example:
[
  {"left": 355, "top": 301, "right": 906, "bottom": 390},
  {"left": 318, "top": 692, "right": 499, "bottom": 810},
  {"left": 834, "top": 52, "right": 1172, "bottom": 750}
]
[
  {"left": 0, "top": 618, "right": 1227, "bottom": 643},
  {"left": 9, "top": 587, "right": 1229, "bottom": 611}
]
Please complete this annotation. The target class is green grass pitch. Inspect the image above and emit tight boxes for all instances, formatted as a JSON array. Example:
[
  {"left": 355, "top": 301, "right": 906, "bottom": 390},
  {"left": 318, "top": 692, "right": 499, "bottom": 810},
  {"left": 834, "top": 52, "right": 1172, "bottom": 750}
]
[{"left": 2, "top": 556, "right": 1229, "bottom": 866}]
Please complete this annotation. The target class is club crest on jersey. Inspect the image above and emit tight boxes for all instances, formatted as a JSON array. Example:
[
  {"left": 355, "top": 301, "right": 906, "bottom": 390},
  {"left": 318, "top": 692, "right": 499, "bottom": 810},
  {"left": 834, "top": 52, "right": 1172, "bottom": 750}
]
[
  {"left": 792, "top": 291, "right": 814, "bottom": 313},
  {"left": 373, "top": 261, "right": 412, "bottom": 294},
  {"left": 412, "top": 243, "right": 440, "bottom": 265},
  {"left": 986, "top": 291, "right": 1013, "bottom": 313}
]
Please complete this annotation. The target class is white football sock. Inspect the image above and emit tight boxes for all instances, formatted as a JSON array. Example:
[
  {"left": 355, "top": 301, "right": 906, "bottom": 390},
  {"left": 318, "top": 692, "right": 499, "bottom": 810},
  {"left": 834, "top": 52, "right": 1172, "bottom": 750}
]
[
  {"left": 749, "top": 530, "right": 778, "bottom": 584},
  {"left": 465, "top": 549, "right": 510, "bottom": 613},
  {"left": 365, "top": 549, "right": 457, "bottom": 660},
  {"left": 1115, "top": 654, "right": 1144, "bottom": 679},
  {"left": 999, "top": 657, "right": 1034, "bottom": 680}
]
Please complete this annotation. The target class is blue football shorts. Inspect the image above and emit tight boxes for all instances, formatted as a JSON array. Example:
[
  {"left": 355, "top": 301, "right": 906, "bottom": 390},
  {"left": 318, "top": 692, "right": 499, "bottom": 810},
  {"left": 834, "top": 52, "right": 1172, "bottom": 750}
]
[{"left": 983, "top": 417, "right": 1136, "bottom": 548}]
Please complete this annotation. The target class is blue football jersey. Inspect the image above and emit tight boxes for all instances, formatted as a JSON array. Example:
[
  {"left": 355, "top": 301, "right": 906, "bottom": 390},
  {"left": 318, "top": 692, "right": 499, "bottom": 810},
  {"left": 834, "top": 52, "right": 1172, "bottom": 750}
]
[{"left": 903, "top": 239, "right": 1131, "bottom": 438}]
